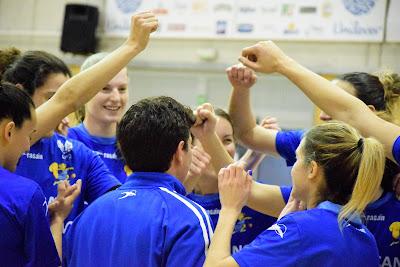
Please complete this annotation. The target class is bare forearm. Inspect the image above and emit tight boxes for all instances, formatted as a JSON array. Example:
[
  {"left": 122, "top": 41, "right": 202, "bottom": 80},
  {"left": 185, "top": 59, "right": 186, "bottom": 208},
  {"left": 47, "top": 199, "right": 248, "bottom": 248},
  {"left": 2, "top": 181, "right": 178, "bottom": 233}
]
[
  {"left": 200, "top": 133, "right": 233, "bottom": 173},
  {"left": 229, "top": 88, "right": 257, "bottom": 140},
  {"left": 239, "top": 149, "right": 265, "bottom": 171},
  {"left": 247, "top": 181, "right": 285, "bottom": 218},
  {"left": 204, "top": 208, "right": 238, "bottom": 267},
  {"left": 57, "top": 43, "right": 141, "bottom": 109},
  {"left": 50, "top": 218, "right": 64, "bottom": 261},
  {"left": 278, "top": 58, "right": 369, "bottom": 128},
  {"left": 33, "top": 44, "right": 141, "bottom": 143}
]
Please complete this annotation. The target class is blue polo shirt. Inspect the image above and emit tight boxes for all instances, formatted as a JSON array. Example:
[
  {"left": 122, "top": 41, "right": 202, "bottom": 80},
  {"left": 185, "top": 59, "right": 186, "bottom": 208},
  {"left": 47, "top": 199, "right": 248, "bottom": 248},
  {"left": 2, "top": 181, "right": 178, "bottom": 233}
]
[
  {"left": 68, "top": 123, "right": 129, "bottom": 183},
  {"left": 232, "top": 201, "right": 379, "bottom": 267},
  {"left": 64, "top": 172, "right": 213, "bottom": 267},
  {"left": 188, "top": 192, "right": 278, "bottom": 253},
  {"left": 0, "top": 166, "right": 60, "bottom": 267},
  {"left": 15, "top": 133, "right": 121, "bottom": 233},
  {"left": 275, "top": 129, "right": 304, "bottom": 166}
]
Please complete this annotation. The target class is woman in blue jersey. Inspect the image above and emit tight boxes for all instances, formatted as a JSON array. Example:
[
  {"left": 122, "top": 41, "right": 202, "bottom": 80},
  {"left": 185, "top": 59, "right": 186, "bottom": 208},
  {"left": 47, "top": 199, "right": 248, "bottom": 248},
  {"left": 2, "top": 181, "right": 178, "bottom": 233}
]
[
  {"left": 235, "top": 42, "right": 400, "bottom": 265},
  {"left": 0, "top": 12, "right": 158, "bottom": 231},
  {"left": 0, "top": 82, "right": 80, "bottom": 266},
  {"left": 186, "top": 109, "right": 283, "bottom": 253},
  {"left": 68, "top": 53, "right": 130, "bottom": 183},
  {"left": 195, "top": 105, "right": 384, "bottom": 266}
]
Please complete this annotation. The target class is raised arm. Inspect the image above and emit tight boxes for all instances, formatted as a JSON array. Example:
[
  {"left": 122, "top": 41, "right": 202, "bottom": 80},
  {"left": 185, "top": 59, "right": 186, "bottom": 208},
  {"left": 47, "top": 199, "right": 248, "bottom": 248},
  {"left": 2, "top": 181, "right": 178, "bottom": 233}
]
[
  {"left": 192, "top": 104, "right": 286, "bottom": 217},
  {"left": 32, "top": 12, "right": 158, "bottom": 143},
  {"left": 239, "top": 41, "right": 400, "bottom": 162},
  {"left": 227, "top": 65, "right": 280, "bottom": 157},
  {"left": 238, "top": 116, "right": 282, "bottom": 171}
]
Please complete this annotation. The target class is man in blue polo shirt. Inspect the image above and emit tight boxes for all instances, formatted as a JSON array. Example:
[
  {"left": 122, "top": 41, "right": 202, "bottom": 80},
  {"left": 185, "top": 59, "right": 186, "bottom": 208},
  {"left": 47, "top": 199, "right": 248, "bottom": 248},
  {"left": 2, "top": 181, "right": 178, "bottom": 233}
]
[{"left": 65, "top": 96, "right": 213, "bottom": 267}]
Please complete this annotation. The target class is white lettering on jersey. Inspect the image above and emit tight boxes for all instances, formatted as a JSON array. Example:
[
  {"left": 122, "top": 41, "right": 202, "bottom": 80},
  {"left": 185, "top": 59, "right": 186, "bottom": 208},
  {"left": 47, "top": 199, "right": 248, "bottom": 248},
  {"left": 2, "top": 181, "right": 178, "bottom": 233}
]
[
  {"left": 207, "top": 209, "right": 220, "bottom": 215},
  {"left": 232, "top": 245, "right": 243, "bottom": 253},
  {"left": 24, "top": 152, "right": 44, "bottom": 160},
  {"left": 381, "top": 256, "right": 400, "bottom": 267},
  {"left": 366, "top": 214, "right": 386, "bottom": 222}
]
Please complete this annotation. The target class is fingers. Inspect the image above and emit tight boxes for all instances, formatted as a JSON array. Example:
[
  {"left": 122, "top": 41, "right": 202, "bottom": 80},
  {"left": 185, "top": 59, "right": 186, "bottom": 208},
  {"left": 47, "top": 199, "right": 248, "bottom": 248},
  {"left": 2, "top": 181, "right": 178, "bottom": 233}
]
[
  {"left": 260, "top": 116, "right": 281, "bottom": 130},
  {"left": 195, "top": 103, "right": 215, "bottom": 123},
  {"left": 131, "top": 11, "right": 159, "bottom": 35},
  {"left": 238, "top": 56, "right": 259, "bottom": 71},
  {"left": 69, "top": 179, "right": 82, "bottom": 201}
]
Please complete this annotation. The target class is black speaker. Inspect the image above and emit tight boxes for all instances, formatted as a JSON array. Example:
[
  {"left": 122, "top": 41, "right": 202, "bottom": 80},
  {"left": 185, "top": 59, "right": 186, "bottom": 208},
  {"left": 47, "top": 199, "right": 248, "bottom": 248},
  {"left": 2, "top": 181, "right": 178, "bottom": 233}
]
[{"left": 61, "top": 4, "right": 99, "bottom": 54}]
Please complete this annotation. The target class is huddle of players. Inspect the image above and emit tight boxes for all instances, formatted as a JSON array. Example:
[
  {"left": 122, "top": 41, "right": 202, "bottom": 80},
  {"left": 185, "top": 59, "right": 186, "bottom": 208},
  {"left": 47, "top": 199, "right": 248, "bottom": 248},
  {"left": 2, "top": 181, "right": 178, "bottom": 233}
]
[{"left": 0, "top": 12, "right": 399, "bottom": 267}]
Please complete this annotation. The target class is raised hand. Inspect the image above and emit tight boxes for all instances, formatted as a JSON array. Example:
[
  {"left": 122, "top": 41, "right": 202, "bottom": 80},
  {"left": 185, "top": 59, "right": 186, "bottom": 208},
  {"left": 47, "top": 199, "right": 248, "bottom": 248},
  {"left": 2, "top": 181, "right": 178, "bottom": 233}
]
[
  {"left": 191, "top": 103, "right": 218, "bottom": 141},
  {"left": 260, "top": 116, "right": 281, "bottom": 131},
  {"left": 127, "top": 11, "right": 159, "bottom": 52},
  {"left": 183, "top": 146, "right": 211, "bottom": 193},
  {"left": 55, "top": 116, "right": 70, "bottom": 136},
  {"left": 226, "top": 64, "right": 257, "bottom": 91},
  {"left": 48, "top": 179, "right": 82, "bottom": 223},
  {"left": 218, "top": 163, "right": 252, "bottom": 213},
  {"left": 239, "top": 41, "right": 291, "bottom": 74}
]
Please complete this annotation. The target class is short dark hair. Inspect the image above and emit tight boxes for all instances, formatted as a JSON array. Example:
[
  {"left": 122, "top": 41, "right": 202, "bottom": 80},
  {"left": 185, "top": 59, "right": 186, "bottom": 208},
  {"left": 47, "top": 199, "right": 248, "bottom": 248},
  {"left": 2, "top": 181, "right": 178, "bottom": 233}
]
[
  {"left": 0, "top": 82, "right": 35, "bottom": 128},
  {"left": 117, "top": 96, "right": 195, "bottom": 172},
  {"left": 1, "top": 50, "right": 71, "bottom": 96}
]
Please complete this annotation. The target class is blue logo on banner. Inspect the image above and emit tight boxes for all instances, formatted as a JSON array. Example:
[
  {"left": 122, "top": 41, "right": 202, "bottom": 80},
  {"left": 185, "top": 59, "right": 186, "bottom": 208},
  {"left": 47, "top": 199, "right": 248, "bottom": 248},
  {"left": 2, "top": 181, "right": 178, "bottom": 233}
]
[
  {"left": 342, "top": 0, "right": 376, "bottom": 15},
  {"left": 116, "top": 0, "right": 142, "bottom": 13}
]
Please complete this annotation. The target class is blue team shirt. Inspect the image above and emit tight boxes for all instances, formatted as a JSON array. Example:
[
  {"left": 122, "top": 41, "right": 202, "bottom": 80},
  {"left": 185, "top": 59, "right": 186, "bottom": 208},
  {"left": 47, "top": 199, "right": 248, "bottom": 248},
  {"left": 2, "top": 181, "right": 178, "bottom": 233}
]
[
  {"left": 365, "top": 192, "right": 400, "bottom": 266},
  {"left": 232, "top": 201, "right": 379, "bottom": 267},
  {"left": 15, "top": 133, "right": 121, "bottom": 233},
  {"left": 393, "top": 135, "right": 400, "bottom": 165},
  {"left": 275, "top": 130, "right": 304, "bottom": 166},
  {"left": 188, "top": 192, "right": 280, "bottom": 253},
  {"left": 277, "top": 131, "right": 400, "bottom": 266},
  {"left": 68, "top": 123, "right": 129, "bottom": 183},
  {"left": 65, "top": 172, "right": 213, "bottom": 267},
  {"left": 0, "top": 166, "right": 60, "bottom": 267}
]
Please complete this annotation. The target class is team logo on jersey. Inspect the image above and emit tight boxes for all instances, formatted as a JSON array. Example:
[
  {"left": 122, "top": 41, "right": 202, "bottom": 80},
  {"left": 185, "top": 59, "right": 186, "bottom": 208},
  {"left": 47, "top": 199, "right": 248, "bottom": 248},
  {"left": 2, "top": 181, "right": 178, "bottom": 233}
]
[
  {"left": 389, "top": 221, "right": 400, "bottom": 246},
  {"left": 267, "top": 223, "right": 287, "bottom": 238},
  {"left": 118, "top": 190, "right": 137, "bottom": 199},
  {"left": 57, "top": 139, "right": 73, "bottom": 160},
  {"left": 124, "top": 165, "right": 132, "bottom": 176},
  {"left": 49, "top": 162, "right": 76, "bottom": 185},
  {"left": 233, "top": 213, "right": 252, "bottom": 234}
]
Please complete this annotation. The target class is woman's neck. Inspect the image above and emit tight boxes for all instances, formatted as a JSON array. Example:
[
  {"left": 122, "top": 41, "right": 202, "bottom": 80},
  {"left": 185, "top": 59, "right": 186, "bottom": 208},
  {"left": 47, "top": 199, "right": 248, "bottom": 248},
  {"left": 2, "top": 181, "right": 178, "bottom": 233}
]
[
  {"left": 83, "top": 116, "right": 116, "bottom": 138},
  {"left": 194, "top": 174, "right": 219, "bottom": 195}
]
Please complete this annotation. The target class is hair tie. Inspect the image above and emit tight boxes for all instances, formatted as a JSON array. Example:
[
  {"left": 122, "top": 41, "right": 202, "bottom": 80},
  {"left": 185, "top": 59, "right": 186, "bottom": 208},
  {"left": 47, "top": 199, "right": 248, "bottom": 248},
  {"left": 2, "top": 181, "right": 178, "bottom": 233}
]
[{"left": 357, "top": 138, "right": 364, "bottom": 152}]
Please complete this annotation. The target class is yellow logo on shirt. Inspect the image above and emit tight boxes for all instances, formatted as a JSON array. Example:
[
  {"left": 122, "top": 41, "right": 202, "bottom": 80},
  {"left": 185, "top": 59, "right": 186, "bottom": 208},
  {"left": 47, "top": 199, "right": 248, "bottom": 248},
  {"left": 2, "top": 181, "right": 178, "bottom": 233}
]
[
  {"left": 124, "top": 165, "right": 132, "bottom": 176},
  {"left": 234, "top": 213, "right": 252, "bottom": 234},
  {"left": 390, "top": 221, "right": 400, "bottom": 246},
  {"left": 49, "top": 162, "right": 76, "bottom": 185}
]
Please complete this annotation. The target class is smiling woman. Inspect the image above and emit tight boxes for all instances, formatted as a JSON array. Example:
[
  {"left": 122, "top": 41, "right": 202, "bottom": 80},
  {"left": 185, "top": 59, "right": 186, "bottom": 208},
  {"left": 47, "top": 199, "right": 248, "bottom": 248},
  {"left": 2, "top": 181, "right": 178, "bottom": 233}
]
[{"left": 67, "top": 52, "right": 131, "bottom": 183}]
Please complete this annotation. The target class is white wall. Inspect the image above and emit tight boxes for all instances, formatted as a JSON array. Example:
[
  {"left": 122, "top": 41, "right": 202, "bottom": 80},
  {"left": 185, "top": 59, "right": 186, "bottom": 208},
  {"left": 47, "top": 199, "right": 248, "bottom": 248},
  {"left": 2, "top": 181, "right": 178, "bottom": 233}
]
[{"left": 1, "top": 0, "right": 399, "bottom": 129}]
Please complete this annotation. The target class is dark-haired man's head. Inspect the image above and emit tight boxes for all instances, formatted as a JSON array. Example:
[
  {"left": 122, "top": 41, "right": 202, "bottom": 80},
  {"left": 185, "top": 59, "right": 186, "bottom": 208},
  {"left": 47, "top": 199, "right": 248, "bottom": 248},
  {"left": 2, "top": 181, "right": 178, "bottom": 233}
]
[{"left": 117, "top": 96, "right": 195, "bottom": 180}]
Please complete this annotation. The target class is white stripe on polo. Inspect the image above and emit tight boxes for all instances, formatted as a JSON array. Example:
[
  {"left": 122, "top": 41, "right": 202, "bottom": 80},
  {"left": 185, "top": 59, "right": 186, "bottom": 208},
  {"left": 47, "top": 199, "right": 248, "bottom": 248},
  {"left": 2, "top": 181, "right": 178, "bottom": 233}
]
[{"left": 159, "top": 187, "right": 210, "bottom": 255}]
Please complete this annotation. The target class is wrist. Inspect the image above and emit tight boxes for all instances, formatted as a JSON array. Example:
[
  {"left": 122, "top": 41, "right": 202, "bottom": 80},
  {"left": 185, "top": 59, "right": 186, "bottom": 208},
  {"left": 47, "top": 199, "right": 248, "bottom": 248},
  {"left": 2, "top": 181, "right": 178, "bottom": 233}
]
[
  {"left": 50, "top": 215, "right": 65, "bottom": 226},
  {"left": 122, "top": 40, "right": 143, "bottom": 55},
  {"left": 276, "top": 55, "right": 296, "bottom": 75},
  {"left": 220, "top": 207, "right": 242, "bottom": 218}
]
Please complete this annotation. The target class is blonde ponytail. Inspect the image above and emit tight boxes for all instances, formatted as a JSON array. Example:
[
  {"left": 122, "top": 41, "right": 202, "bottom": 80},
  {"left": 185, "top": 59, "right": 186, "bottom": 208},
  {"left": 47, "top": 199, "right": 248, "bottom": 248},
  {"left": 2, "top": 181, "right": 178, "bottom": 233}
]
[
  {"left": 338, "top": 137, "right": 385, "bottom": 223},
  {"left": 377, "top": 71, "right": 400, "bottom": 125},
  {"left": 0, "top": 47, "right": 21, "bottom": 77}
]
